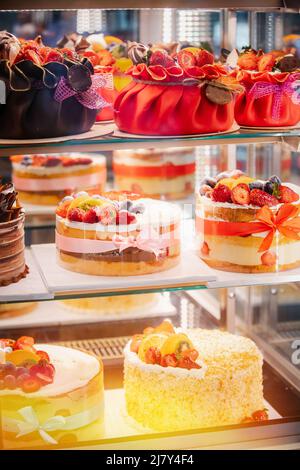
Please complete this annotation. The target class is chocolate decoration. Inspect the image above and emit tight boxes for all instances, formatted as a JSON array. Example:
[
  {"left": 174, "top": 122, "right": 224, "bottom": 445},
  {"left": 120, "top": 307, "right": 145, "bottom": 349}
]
[
  {"left": 127, "top": 41, "right": 148, "bottom": 65},
  {"left": 0, "top": 182, "right": 21, "bottom": 222},
  {"left": 0, "top": 31, "right": 20, "bottom": 63},
  {"left": 276, "top": 55, "right": 300, "bottom": 72},
  {"left": 68, "top": 64, "right": 92, "bottom": 92},
  {"left": 205, "top": 83, "right": 232, "bottom": 105}
]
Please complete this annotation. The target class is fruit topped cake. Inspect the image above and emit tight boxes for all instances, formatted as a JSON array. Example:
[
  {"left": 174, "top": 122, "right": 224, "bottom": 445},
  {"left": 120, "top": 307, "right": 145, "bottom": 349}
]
[
  {"left": 228, "top": 47, "right": 300, "bottom": 127},
  {"left": 115, "top": 42, "right": 243, "bottom": 136},
  {"left": 196, "top": 170, "right": 300, "bottom": 272},
  {"left": 56, "top": 190, "right": 181, "bottom": 276},
  {"left": 0, "top": 336, "right": 103, "bottom": 449},
  {"left": 0, "top": 181, "right": 28, "bottom": 286},
  {"left": 124, "top": 320, "right": 266, "bottom": 431},
  {"left": 11, "top": 154, "right": 106, "bottom": 206}
]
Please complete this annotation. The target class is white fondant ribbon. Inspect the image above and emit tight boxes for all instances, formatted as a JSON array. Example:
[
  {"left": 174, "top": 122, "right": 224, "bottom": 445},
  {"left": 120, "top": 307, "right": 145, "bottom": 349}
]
[
  {"left": 3, "top": 403, "right": 103, "bottom": 445},
  {"left": 12, "top": 170, "right": 106, "bottom": 192}
]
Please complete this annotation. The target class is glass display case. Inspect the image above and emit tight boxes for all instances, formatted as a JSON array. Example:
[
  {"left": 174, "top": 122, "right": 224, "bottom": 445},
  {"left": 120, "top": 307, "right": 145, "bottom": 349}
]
[{"left": 0, "top": 2, "right": 300, "bottom": 451}]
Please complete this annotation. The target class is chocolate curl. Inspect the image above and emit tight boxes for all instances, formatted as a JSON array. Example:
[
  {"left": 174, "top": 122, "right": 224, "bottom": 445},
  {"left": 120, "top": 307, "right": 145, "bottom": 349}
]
[{"left": 0, "top": 182, "right": 21, "bottom": 222}]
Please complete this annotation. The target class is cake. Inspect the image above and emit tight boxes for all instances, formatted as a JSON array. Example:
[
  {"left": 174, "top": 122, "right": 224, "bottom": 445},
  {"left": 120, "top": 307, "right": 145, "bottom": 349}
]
[
  {"left": 113, "top": 148, "right": 195, "bottom": 200},
  {"left": 228, "top": 47, "right": 300, "bottom": 127},
  {"left": 196, "top": 170, "right": 300, "bottom": 273},
  {"left": 0, "top": 302, "right": 37, "bottom": 319},
  {"left": 10, "top": 154, "right": 107, "bottom": 206},
  {"left": 124, "top": 320, "right": 267, "bottom": 431},
  {"left": 56, "top": 190, "right": 181, "bottom": 276},
  {"left": 60, "top": 293, "right": 158, "bottom": 315},
  {"left": 0, "top": 336, "right": 103, "bottom": 449},
  {"left": 115, "top": 43, "right": 242, "bottom": 136},
  {"left": 0, "top": 32, "right": 108, "bottom": 139},
  {"left": 0, "top": 182, "right": 28, "bottom": 286}
]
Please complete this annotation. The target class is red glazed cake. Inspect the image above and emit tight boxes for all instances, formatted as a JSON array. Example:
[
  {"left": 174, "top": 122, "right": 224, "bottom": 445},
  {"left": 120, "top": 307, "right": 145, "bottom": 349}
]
[
  {"left": 56, "top": 190, "right": 181, "bottom": 276},
  {"left": 0, "top": 182, "right": 28, "bottom": 286},
  {"left": 229, "top": 48, "right": 300, "bottom": 127},
  {"left": 11, "top": 154, "right": 106, "bottom": 206},
  {"left": 113, "top": 147, "right": 195, "bottom": 199},
  {"left": 115, "top": 43, "right": 242, "bottom": 136},
  {"left": 196, "top": 170, "right": 300, "bottom": 273}
]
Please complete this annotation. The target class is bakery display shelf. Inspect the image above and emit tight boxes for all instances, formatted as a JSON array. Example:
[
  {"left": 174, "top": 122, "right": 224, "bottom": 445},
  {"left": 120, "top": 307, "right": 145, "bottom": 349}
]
[
  {"left": 0, "top": 129, "right": 298, "bottom": 157},
  {"left": 0, "top": 248, "right": 52, "bottom": 303}
]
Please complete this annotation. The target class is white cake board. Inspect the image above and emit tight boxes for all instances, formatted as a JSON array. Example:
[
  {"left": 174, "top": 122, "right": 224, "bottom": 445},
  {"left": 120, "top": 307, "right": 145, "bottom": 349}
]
[
  {"left": 0, "top": 293, "right": 176, "bottom": 329},
  {"left": 30, "top": 244, "right": 216, "bottom": 295},
  {"left": 0, "top": 249, "right": 52, "bottom": 303}
]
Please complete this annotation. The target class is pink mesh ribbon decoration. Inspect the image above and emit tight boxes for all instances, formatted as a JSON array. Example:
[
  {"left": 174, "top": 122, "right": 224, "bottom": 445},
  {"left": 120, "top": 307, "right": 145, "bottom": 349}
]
[
  {"left": 248, "top": 74, "right": 300, "bottom": 120},
  {"left": 113, "top": 227, "right": 165, "bottom": 258},
  {"left": 54, "top": 73, "right": 113, "bottom": 110}
]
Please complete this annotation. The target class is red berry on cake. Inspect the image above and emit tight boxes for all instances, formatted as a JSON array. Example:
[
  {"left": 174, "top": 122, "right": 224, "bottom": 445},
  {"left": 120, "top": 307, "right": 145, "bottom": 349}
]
[
  {"left": 116, "top": 210, "right": 137, "bottom": 225},
  {"left": 149, "top": 49, "right": 174, "bottom": 68},
  {"left": 177, "top": 49, "right": 197, "bottom": 68},
  {"left": 201, "top": 241, "right": 210, "bottom": 256},
  {"left": 211, "top": 184, "right": 232, "bottom": 203},
  {"left": 82, "top": 208, "right": 98, "bottom": 224},
  {"left": 177, "top": 356, "right": 201, "bottom": 370},
  {"left": 231, "top": 183, "right": 250, "bottom": 205},
  {"left": 196, "top": 49, "right": 214, "bottom": 67},
  {"left": 98, "top": 204, "right": 118, "bottom": 225},
  {"left": 252, "top": 409, "right": 268, "bottom": 421},
  {"left": 257, "top": 53, "right": 276, "bottom": 72},
  {"left": 145, "top": 347, "right": 161, "bottom": 365},
  {"left": 160, "top": 353, "right": 178, "bottom": 368},
  {"left": 250, "top": 189, "right": 278, "bottom": 207},
  {"left": 67, "top": 208, "right": 84, "bottom": 222},
  {"left": 261, "top": 251, "right": 277, "bottom": 266},
  {"left": 279, "top": 185, "right": 299, "bottom": 203}
]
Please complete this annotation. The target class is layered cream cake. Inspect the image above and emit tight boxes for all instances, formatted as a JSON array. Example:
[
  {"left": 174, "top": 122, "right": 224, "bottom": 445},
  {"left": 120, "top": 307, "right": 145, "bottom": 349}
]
[
  {"left": 0, "top": 336, "right": 103, "bottom": 449},
  {"left": 113, "top": 148, "right": 195, "bottom": 200},
  {"left": 0, "top": 182, "right": 28, "bottom": 286},
  {"left": 56, "top": 190, "right": 181, "bottom": 276},
  {"left": 124, "top": 321, "right": 266, "bottom": 431},
  {"left": 11, "top": 154, "right": 107, "bottom": 206},
  {"left": 196, "top": 170, "right": 300, "bottom": 273},
  {"left": 61, "top": 293, "right": 158, "bottom": 315}
]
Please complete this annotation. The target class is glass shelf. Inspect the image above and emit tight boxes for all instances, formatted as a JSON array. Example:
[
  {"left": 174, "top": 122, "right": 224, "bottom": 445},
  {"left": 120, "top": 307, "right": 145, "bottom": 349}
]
[{"left": 0, "top": 128, "right": 299, "bottom": 156}]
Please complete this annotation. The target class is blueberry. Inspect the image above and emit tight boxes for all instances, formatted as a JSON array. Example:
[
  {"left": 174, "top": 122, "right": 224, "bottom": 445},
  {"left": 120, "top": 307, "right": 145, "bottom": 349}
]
[
  {"left": 119, "top": 200, "right": 133, "bottom": 211},
  {"left": 249, "top": 181, "right": 264, "bottom": 191},
  {"left": 200, "top": 177, "right": 217, "bottom": 188},
  {"left": 264, "top": 181, "right": 274, "bottom": 194},
  {"left": 131, "top": 203, "right": 145, "bottom": 214},
  {"left": 21, "top": 157, "right": 32, "bottom": 166}
]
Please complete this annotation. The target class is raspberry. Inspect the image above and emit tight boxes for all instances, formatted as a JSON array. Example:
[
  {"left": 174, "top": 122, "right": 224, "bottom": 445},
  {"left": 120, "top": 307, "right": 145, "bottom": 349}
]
[
  {"left": 261, "top": 251, "right": 277, "bottom": 267},
  {"left": 82, "top": 208, "right": 98, "bottom": 224},
  {"left": 67, "top": 208, "right": 84, "bottom": 222},
  {"left": 144, "top": 347, "right": 161, "bottom": 365},
  {"left": 279, "top": 185, "right": 299, "bottom": 203},
  {"left": 196, "top": 49, "right": 214, "bottom": 67},
  {"left": 211, "top": 184, "right": 232, "bottom": 203},
  {"left": 98, "top": 204, "right": 117, "bottom": 225},
  {"left": 250, "top": 189, "right": 278, "bottom": 207},
  {"left": 160, "top": 353, "right": 178, "bottom": 368},
  {"left": 231, "top": 183, "right": 250, "bottom": 205}
]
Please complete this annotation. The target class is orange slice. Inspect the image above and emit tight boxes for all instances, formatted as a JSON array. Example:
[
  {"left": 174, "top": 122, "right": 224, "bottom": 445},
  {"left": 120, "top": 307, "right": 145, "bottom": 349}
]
[{"left": 6, "top": 349, "right": 40, "bottom": 366}]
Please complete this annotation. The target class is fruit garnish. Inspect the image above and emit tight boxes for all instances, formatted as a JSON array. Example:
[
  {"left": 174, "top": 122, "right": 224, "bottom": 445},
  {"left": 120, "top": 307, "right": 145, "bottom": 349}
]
[
  {"left": 201, "top": 241, "right": 210, "bottom": 256},
  {"left": 160, "top": 333, "right": 194, "bottom": 357},
  {"left": 211, "top": 184, "right": 232, "bottom": 203},
  {"left": 36, "top": 350, "right": 50, "bottom": 362},
  {"left": 250, "top": 189, "right": 278, "bottom": 207},
  {"left": 249, "top": 181, "right": 265, "bottom": 191},
  {"left": 22, "top": 376, "right": 41, "bottom": 393},
  {"left": 153, "top": 320, "right": 175, "bottom": 335},
  {"left": 82, "top": 208, "right": 98, "bottom": 224},
  {"left": 137, "top": 333, "right": 169, "bottom": 362},
  {"left": 67, "top": 194, "right": 89, "bottom": 211},
  {"left": 264, "top": 175, "right": 281, "bottom": 197},
  {"left": 56, "top": 199, "right": 73, "bottom": 218},
  {"left": 196, "top": 49, "right": 214, "bottom": 67},
  {"left": 177, "top": 356, "right": 201, "bottom": 370},
  {"left": 4, "top": 374, "right": 17, "bottom": 389},
  {"left": 216, "top": 177, "right": 237, "bottom": 190},
  {"left": 5, "top": 349, "right": 40, "bottom": 367},
  {"left": 145, "top": 347, "right": 162, "bottom": 365},
  {"left": 160, "top": 353, "right": 178, "bottom": 368},
  {"left": 279, "top": 185, "right": 299, "bottom": 203},
  {"left": 231, "top": 183, "right": 250, "bottom": 205},
  {"left": 182, "top": 348, "right": 199, "bottom": 361},
  {"left": 77, "top": 197, "right": 105, "bottom": 212},
  {"left": 237, "top": 51, "right": 258, "bottom": 70},
  {"left": 257, "top": 53, "right": 276, "bottom": 72},
  {"left": 0, "top": 338, "right": 15, "bottom": 348},
  {"left": 177, "top": 49, "right": 197, "bottom": 68},
  {"left": 98, "top": 204, "right": 118, "bottom": 225},
  {"left": 67, "top": 208, "right": 84, "bottom": 222},
  {"left": 130, "top": 334, "right": 144, "bottom": 353},
  {"left": 252, "top": 409, "right": 268, "bottom": 421},
  {"left": 149, "top": 49, "right": 174, "bottom": 68},
  {"left": 261, "top": 251, "right": 277, "bottom": 266},
  {"left": 116, "top": 210, "right": 137, "bottom": 225}
]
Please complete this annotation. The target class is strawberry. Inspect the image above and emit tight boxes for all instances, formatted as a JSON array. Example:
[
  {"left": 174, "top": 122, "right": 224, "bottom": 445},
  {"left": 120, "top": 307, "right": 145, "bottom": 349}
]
[
  {"left": 67, "top": 208, "right": 84, "bottom": 222},
  {"left": 177, "top": 356, "right": 201, "bottom": 370},
  {"left": 201, "top": 241, "right": 210, "bottom": 256},
  {"left": 98, "top": 204, "right": 117, "bottom": 225},
  {"left": 257, "top": 53, "right": 276, "bottom": 72},
  {"left": 211, "top": 184, "right": 232, "bottom": 203},
  {"left": 82, "top": 208, "right": 98, "bottom": 224},
  {"left": 250, "top": 189, "right": 278, "bottom": 207},
  {"left": 14, "top": 336, "right": 35, "bottom": 351},
  {"left": 182, "top": 348, "right": 199, "bottom": 361},
  {"left": 43, "top": 49, "right": 63, "bottom": 63},
  {"left": 116, "top": 210, "right": 137, "bottom": 225},
  {"left": 237, "top": 51, "right": 258, "bottom": 71},
  {"left": 83, "top": 51, "right": 100, "bottom": 67},
  {"left": 252, "top": 409, "right": 268, "bottom": 421},
  {"left": 30, "top": 360, "right": 55, "bottom": 381},
  {"left": 261, "top": 251, "right": 277, "bottom": 267},
  {"left": 231, "top": 183, "right": 250, "bottom": 205},
  {"left": 177, "top": 50, "right": 197, "bottom": 68},
  {"left": 145, "top": 347, "right": 162, "bottom": 365},
  {"left": 196, "top": 49, "right": 214, "bottom": 67},
  {"left": 160, "top": 353, "right": 178, "bottom": 368},
  {"left": 279, "top": 185, "right": 299, "bottom": 203},
  {"left": 36, "top": 350, "right": 50, "bottom": 362},
  {"left": 60, "top": 47, "right": 78, "bottom": 60},
  {"left": 149, "top": 50, "right": 174, "bottom": 68}
]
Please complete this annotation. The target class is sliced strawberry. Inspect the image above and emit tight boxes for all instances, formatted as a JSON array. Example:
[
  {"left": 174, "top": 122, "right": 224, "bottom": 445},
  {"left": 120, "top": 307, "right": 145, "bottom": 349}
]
[
  {"left": 67, "top": 208, "right": 84, "bottom": 222},
  {"left": 145, "top": 347, "right": 162, "bottom": 365},
  {"left": 83, "top": 51, "right": 100, "bottom": 67},
  {"left": 250, "top": 189, "right": 278, "bottom": 207},
  {"left": 279, "top": 185, "right": 299, "bottom": 203},
  {"left": 60, "top": 47, "right": 78, "bottom": 60},
  {"left": 182, "top": 348, "right": 199, "bottom": 361},
  {"left": 83, "top": 208, "right": 98, "bottom": 224},
  {"left": 149, "top": 50, "right": 174, "bottom": 68},
  {"left": 257, "top": 53, "right": 276, "bottom": 72},
  {"left": 36, "top": 372, "right": 54, "bottom": 385},
  {"left": 252, "top": 409, "right": 268, "bottom": 421},
  {"left": 177, "top": 356, "right": 201, "bottom": 370},
  {"left": 211, "top": 184, "right": 232, "bottom": 203},
  {"left": 160, "top": 353, "right": 178, "bottom": 368},
  {"left": 177, "top": 50, "right": 196, "bottom": 68},
  {"left": 196, "top": 49, "right": 214, "bottom": 67},
  {"left": 261, "top": 251, "right": 277, "bottom": 267},
  {"left": 231, "top": 183, "right": 250, "bottom": 205}
]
